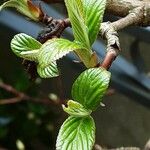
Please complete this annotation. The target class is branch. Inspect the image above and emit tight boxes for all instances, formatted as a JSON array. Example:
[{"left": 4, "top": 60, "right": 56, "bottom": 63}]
[
  {"left": 100, "top": 22, "right": 120, "bottom": 70},
  {"left": 38, "top": 17, "right": 70, "bottom": 43},
  {"left": 38, "top": 0, "right": 150, "bottom": 70},
  {"left": 94, "top": 144, "right": 140, "bottom": 150},
  {"left": 111, "top": 7, "right": 145, "bottom": 30},
  {"left": 106, "top": 0, "right": 143, "bottom": 17},
  {"left": 0, "top": 81, "right": 64, "bottom": 106},
  {"left": 0, "top": 97, "right": 23, "bottom": 105},
  {"left": 100, "top": 6, "right": 145, "bottom": 70},
  {"left": 94, "top": 139, "right": 150, "bottom": 150},
  {"left": 15, "top": 0, "right": 150, "bottom": 71},
  {"left": 0, "top": 81, "right": 113, "bottom": 105},
  {"left": 42, "top": 0, "right": 150, "bottom": 26}
]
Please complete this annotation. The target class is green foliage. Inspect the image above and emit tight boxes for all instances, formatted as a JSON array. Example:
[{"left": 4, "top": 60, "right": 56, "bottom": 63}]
[
  {"left": 11, "top": 35, "right": 87, "bottom": 78},
  {"left": 37, "top": 61, "right": 59, "bottom": 78},
  {"left": 56, "top": 116, "right": 95, "bottom": 150},
  {"left": 82, "top": 0, "right": 106, "bottom": 45},
  {"left": 65, "top": 0, "right": 91, "bottom": 49},
  {"left": 1, "top": 0, "right": 109, "bottom": 149},
  {"left": 72, "top": 67, "right": 111, "bottom": 110},
  {"left": 9, "top": 0, "right": 106, "bottom": 74},
  {"left": 0, "top": 0, "right": 42, "bottom": 21},
  {"left": 11, "top": 33, "right": 42, "bottom": 61},
  {"left": 62, "top": 100, "right": 92, "bottom": 117},
  {"left": 38, "top": 38, "right": 87, "bottom": 69},
  {"left": 37, "top": 37, "right": 87, "bottom": 78},
  {"left": 56, "top": 0, "right": 108, "bottom": 149},
  {"left": 57, "top": 67, "right": 110, "bottom": 149},
  {"left": 64, "top": 0, "right": 106, "bottom": 68},
  {"left": 65, "top": 0, "right": 106, "bottom": 46}
]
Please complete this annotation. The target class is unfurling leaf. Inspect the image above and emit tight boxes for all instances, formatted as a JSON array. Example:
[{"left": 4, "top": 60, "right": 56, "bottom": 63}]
[
  {"left": 11, "top": 33, "right": 42, "bottom": 61},
  {"left": 0, "top": 0, "right": 43, "bottom": 21},
  {"left": 65, "top": 0, "right": 91, "bottom": 49},
  {"left": 62, "top": 100, "right": 92, "bottom": 117},
  {"left": 82, "top": 0, "right": 106, "bottom": 45},
  {"left": 65, "top": 0, "right": 106, "bottom": 46},
  {"left": 64, "top": 0, "right": 106, "bottom": 68},
  {"left": 38, "top": 38, "right": 88, "bottom": 68},
  {"left": 72, "top": 67, "right": 111, "bottom": 110},
  {"left": 56, "top": 116, "right": 95, "bottom": 150}
]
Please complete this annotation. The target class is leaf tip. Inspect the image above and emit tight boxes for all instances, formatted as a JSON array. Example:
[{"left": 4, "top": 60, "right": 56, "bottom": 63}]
[
  {"left": 0, "top": 3, "right": 5, "bottom": 11},
  {"left": 63, "top": 100, "right": 92, "bottom": 117}
]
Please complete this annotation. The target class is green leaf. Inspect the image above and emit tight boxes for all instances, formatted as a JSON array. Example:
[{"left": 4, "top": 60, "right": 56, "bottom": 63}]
[
  {"left": 0, "top": 0, "right": 43, "bottom": 21},
  {"left": 65, "top": 0, "right": 91, "bottom": 49},
  {"left": 37, "top": 61, "right": 59, "bottom": 78},
  {"left": 72, "top": 67, "right": 111, "bottom": 110},
  {"left": 11, "top": 33, "right": 42, "bottom": 61},
  {"left": 56, "top": 116, "right": 95, "bottom": 150},
  {"left": 75, "top": 50, "right": 98, "bottom": 68},
  {"left": 82, "top": 0, "right": 106, "bottom": 45},
  {"left": 38, "top": 38, "right": 87, "bottom": 68},
  {"left": 65, "top": 0, "right": 106, "bottom": 46},
  {"left": 62, "top": 100, "right": 92, "bottom": 117},
  {"left": 64, "top": 0, "right": 106, "bottom": 67}
]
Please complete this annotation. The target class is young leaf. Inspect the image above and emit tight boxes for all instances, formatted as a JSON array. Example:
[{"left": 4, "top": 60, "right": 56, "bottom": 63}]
[
  {"left": 82, "top": 0, "right": 106, "bottom": 45},
  {"left": 56, "top": 116, "right": 95, "bottom": 150},
  {"left": 0, "top": 0, "right": 43, "bottom": 21},
  {"left": 75, "top": 49, "right": 98, "bottom": 68},
  {"left": 65, "top": 0, "right": 106, "bottom": 46},
  {"left": 72, "top": 67, "right": 111, "bottom": 110},
  {"left": 65, "top": 0, "right": 91, "bottom": 49},
  {"left": 11, "top": 33, "right": 42, "bottom": 61},
  {"left": 62, "top": 100, "right": 92, "bottom": 117},
  {"left": 38, "top": 38, "right": 87, "bottom": 68},
  {"left": 37, "top": 62, "right": 59, "bottom": 78}
]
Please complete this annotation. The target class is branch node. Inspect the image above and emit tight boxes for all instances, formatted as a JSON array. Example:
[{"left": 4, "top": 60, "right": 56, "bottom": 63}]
[{"left": 100, "top": 22, "right": 121, "bottom": 70}]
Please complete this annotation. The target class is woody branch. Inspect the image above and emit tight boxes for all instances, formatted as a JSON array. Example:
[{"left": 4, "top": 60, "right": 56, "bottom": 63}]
[{"left": 40, "top": 0, "right": 150, "bottom": 70}]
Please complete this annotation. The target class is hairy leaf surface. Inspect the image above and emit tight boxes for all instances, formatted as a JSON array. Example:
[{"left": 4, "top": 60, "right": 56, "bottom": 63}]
[
  {"left": 72, "top": 67, "right": 111, "bottom": 110},
  {"left": 56, "top": 116, "right": 95, "bottom": 150}
]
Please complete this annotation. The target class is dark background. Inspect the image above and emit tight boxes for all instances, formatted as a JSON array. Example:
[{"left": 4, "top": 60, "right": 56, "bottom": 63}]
[{"left": 0, "top": 1, "right": 150, "bottom": 150}]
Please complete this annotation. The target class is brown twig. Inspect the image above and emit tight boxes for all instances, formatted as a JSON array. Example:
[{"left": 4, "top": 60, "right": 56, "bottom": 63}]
[
  {"left": 100, "top": 6, "right": 146, "bottom": 70},
  {"left": 0, "top": 82, "right": 27, "bottom": 97},
  {"left": 94, "top": 138, "right": 150, "bottom": 150},
  {"left": 100, "top": 22, "right": 120, "bottom": 70},
  {"left": 39, "top": 1, "right": 149, "bottom": 70},
  {"left": 42, "top": 0, "right": 150, "bottom": 26},
  {"left": 0, "top": 81, "right": 64, "bottom": 106},
  {"left": 111, "top": 7, "right": 145, "bottom": 30},
  {"left": 5, "top": 0, "right": 150, "bottom": 74},
  {"left": 0, "top": 97, "right": 24, "bottom": 105},
  {"left": 23, "top": 0, "right": 150, "bottom": 71},
  {"left": 94, "top": 144, "right": 140, "bottom": 150}
]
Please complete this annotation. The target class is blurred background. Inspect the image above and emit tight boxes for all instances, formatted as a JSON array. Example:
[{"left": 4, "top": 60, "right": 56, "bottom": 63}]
[{"left": 0, "top": 1, "right": 150, "bottom": 150}]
